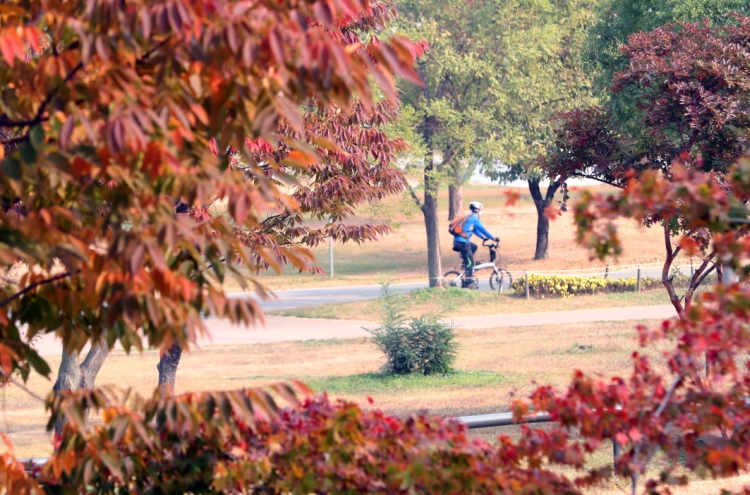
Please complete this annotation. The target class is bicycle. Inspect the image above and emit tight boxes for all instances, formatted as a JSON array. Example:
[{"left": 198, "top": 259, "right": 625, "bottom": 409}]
[{"left": 443, "top": 239, "right": 513, "bottom": 291}]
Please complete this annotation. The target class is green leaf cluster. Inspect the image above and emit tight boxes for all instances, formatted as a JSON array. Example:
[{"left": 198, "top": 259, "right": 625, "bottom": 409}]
[{"left": 395, "top": 0, "right": 601, "bottom": 183}]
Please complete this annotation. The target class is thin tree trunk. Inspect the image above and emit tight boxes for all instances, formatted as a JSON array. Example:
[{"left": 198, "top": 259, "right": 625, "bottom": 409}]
[
  {"left": 448, "top": 175, "right": 464, "bottom": 221},
  {"left": 423, "top": 195, "right": 443, "bottom": 288},
  {"left": 157, "top": 343, "right": 183, "bottom": 397},
  {"left": 423, "top": 159, "right": 443, "bottom": 288},
  {"left": 53, "top": 348, "right": 80, "bottom": 436},
  {"left": 447, "top": 157, "right": 464, "bottom": 221},
  {"left": 534, "top": 204, "right": 550, "bottom": 260},
  {"left": 448, "top": 184, "right": 463, "bottom": 221},
  {"left": 528, "top": 178, "right": 561, "bottom": 261}
]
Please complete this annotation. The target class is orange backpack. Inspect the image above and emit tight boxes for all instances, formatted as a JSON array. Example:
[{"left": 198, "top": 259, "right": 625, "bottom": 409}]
[{"left": 448, "top": 215, "right": 469, "bottom": 238}]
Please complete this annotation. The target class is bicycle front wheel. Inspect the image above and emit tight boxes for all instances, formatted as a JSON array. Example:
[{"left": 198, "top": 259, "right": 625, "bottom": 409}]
[
  {"left": 490, "top": 269, "right": 513, "bottom": 292},
  {"left": 443, "top": 270, "right": 463, "bottom": 288}
]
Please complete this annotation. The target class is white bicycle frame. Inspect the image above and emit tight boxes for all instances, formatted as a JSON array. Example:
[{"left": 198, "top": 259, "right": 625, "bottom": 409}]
[{"left": 445, "top": 262, "right": 502, "bottom": 285}]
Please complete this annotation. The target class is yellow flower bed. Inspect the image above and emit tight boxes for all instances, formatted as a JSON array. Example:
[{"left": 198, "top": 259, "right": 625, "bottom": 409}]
[{"left": 511, "top": 274, "right": 662, "bottom": 298}]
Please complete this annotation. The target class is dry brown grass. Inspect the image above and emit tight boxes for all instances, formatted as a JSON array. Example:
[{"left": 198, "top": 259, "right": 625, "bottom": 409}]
[
  {"left": 3, "top": 316, "right": 745, "bottom": 493},
  {"left": 234, "top": 183, "right": 682, "bottom": 291},
  {"left": 2, "top": 318, "right": 658, "bottom": 458}
]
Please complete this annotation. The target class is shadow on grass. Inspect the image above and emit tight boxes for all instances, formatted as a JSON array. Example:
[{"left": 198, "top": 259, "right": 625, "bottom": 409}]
[
  {"left": 227, "top": 370, "right": 505, "bottom": 395},
  {"left": 307, "top": 370, "right": 505, "bottom": 394}
]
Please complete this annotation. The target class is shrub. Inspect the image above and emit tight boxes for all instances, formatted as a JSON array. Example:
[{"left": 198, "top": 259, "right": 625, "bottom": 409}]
[{"left": 368, "top": 283, "right": 458, "bottom": 375}]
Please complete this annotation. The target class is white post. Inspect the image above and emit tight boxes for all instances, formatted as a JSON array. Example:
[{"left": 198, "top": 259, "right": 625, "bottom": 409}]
[
  {"left": 637, "top": 265, "right": 641, "bottom": 292},
  {"left": 525, "top": 271, "right": 529, "bottom": 300}
]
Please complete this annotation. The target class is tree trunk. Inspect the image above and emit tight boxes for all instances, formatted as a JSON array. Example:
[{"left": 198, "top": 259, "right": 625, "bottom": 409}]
[
  {"left": 53, "top": 348, "right": 80, "bottom": 436},
  {"left": 448, "top": 178, "right": 464, "bottom": 221},
  {"left": 448, "top": 184, "right": 463, "bottom": 221},
  {"left": 157, "top": 343, "right": 183, "bottom": 397},
  {"left": 447, "top": 157, "right": 464, "bottom": 221},
  {"left": 51, "top": 333, "right": 113, "bottom": 435},
  {"left": 423, "top": 195, "right": 443, "bottom": 288},
  {"left": 79, "top": 338, "right": 109, "bottom": 390},
  {"left": 528, "top": 178, "right": 561, "bottom": 260},
  {"left": 534, "top": 204, "right": 550, "bottom": 260},
  {"left": 422, "top": 160, "right": 443, "bottom": 288}
]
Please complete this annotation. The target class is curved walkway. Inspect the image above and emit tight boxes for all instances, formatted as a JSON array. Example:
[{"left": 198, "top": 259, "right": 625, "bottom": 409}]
[{"left": 33, "top": 304, "right": 677, "bottom": 357}]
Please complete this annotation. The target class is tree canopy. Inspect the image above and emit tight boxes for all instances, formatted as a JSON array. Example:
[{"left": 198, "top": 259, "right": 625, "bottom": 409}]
[
  {"left": 397, "top": 0, "right": 599, "bottom": 174},
  {"left": 4, "top": 3, "right": 750, "bottom": 495},
  {"left": 587, "top": 0, "right": 750, "bottom": 93},
  {"left": 541, "top": 14, "right": 750, "bottom": 315},
  {"left": 0, "top": 0, "right": 421, "bottom": 387}
]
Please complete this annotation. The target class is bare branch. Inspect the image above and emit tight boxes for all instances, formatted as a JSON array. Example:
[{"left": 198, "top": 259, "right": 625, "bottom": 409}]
[
  {"left": 655, "top": 375, "right": 681, "bottom": 418},
  {"left": 0, "top": 61, "right": 83, "bottom": 132},
  {"left": 0, "top": 271, "right": 75, "bottom": 308},
  {"left": 693, "top": 255, "right": 717, "bottom": 288},
  {"left": 136, "top": 36, "right": 172, "bottom": 66},
  {"left": 662, "top": 222, "right": 685, "bottom": 319},
  {"left": 528, "top": 97, "right": 570, "bottom": 114},
  {"left": 0, "top": 369, "right": 45, "bottom": 404},
  {"left": 568, "top": 172, "right": 620, "bottom": 187},
  {"left": 408, "top": 186, "right": 423, "bottom": 209}
]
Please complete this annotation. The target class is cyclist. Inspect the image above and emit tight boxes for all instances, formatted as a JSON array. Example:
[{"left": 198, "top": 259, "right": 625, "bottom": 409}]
[{"left": 451, "top": 201, "right": 499, "bottom": 288}]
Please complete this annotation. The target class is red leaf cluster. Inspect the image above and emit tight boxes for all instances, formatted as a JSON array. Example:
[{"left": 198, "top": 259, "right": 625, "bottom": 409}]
[
  {"left": 35, "top": 387, "right": 581, "bottom": 494},
  {"left": 0, "top": 0, "right": 419, "bottom": 384}
]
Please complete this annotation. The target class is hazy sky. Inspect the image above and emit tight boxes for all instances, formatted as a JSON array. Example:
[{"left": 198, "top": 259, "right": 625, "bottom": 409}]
[{"left": 469, "top": 170, "right": 600, "bottom": 188}]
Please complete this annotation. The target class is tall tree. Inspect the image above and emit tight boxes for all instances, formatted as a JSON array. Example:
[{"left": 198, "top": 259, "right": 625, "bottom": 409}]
[
  {"left": 0, "top": 0, "right": 420, "bottom": 406},
  {"left": 396, "top": 0, "right": 599, "bottom": 267},
  {"left": 541, "top": 14, "right": 750, "bottom": 318}
]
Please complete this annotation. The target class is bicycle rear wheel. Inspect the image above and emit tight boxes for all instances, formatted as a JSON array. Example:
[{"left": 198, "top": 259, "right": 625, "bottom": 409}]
[
  {"left": 443, "top": 270, "right": 463, "bottom": 288},
  {"left": 490, "top": 268, "right": 513, "bottom": 292}
]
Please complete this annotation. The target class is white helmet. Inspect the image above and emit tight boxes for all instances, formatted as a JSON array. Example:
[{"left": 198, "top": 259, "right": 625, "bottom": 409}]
[{"left": 469, "top": 201, "right": 483, "bottom": 212}]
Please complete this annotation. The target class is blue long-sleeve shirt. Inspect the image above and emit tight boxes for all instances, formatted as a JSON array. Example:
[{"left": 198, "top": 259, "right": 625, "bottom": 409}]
[{"left": 454, "top": 213, "right": 494, "bottom": 244}]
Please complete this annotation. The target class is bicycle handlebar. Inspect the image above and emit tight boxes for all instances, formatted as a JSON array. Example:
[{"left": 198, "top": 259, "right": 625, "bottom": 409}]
[{"left": 482, "top": 239, "right": 499, "bottom": 248}]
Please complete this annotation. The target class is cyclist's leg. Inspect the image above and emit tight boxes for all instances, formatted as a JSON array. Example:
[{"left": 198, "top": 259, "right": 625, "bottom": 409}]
[
  {"left": 463, "top": 242, "right": 480, "bottom": 288},
  {"left": 451, "top": 239, "right": 463, "bottom": 268},
  {"left": 465, "top": 242, "right": 476, "bottom": 277},
  {"left": 457, "top": 242, "right": 473, "bottom": 287},
  {"left": 453, "top": 239, "right": 468, "bottom": 270}
]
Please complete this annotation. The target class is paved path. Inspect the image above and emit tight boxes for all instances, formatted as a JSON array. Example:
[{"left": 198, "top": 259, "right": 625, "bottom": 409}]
[
  {"left": 238, "top": 281, "right": 428, "bottom": 311},
  {"left": 231, "top": 265, "right": 692, "bottom": 312},
  {"left": 236, "top": 278, "right": 510, "bottom": 311},
  {"left": 32, "top": 304, "right": 677, "bottom": 357}
]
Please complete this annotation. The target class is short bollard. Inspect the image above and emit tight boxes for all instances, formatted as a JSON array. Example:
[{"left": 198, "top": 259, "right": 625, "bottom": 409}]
[
  {"left": 637, "top": 265, "right": 641, "bottom": 291},
  {"left": 604, "top": 264, "right": 609, "bottom": 279},
  {"left": 524, "top": 271, "right": 529, "bottom": 299},
  {"left": 613, "top": 439, "right": 620, "bottom": 469}
]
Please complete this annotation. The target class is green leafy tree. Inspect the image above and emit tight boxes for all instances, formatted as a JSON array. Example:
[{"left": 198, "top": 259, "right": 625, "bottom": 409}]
[
  {"left": 542, "top": 14, "right": 750, "bottom": 318},
  {"left": 396, "top": 0, "right": 600, "bottom": 271},
  {"left": 587, "top": 0, "right": 750, "bottom": 94}
]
